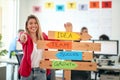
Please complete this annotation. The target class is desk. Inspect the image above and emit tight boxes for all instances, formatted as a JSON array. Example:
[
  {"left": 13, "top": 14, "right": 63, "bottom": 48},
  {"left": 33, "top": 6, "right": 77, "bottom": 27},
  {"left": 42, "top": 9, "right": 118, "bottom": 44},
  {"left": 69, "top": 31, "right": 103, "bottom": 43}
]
[
  {"left": 94, "top": 65, "right": 120, "bottom": 80},
  {"left": 0, "top": 57, "right": 18, "bottom": 80},
  {"left": 98, "top": 65, "right": 120, "bottom": 71}
]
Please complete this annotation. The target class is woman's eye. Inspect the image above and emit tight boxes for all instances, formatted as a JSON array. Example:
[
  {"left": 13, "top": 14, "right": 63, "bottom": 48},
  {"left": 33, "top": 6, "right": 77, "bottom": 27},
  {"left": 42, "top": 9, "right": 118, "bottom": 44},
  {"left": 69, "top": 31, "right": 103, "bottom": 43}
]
[
  {"left": 29, "top": 22, "right": 33, "bottom": 25},
  {"left": 35, "top": 22, "right": 37, "bottom": 25}
]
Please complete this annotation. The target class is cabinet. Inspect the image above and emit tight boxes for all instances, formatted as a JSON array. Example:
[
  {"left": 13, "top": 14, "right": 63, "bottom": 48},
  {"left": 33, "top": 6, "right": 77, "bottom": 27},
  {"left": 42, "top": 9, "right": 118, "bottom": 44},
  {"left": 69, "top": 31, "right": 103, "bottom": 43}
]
[{"left": 0, "top": 64, "right": 6, "bottom": 80}]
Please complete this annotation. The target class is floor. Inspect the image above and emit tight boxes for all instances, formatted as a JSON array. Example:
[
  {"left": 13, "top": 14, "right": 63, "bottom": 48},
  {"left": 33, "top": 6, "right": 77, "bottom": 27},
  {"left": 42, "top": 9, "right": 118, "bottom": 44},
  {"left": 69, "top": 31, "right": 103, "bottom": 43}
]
[
  {"left": 5, "top": 64, "right": 100, "bottom": 80},
  {"left": 55, "top": 70, "right": 100, "bottom": 80},
  {"left": 56, "top": 77, "right": 63, "bottom": 80}
]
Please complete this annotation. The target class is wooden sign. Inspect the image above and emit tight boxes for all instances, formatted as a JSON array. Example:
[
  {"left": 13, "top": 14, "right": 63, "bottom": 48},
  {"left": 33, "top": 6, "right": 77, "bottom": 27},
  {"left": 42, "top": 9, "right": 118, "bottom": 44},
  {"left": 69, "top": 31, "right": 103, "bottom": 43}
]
[
  {"left": 42, "top": 51, "right": 93, "bottom": 61},
  {"left": 72, "top": 42, "right": 100, "bottom": 51},
  {"left": 48, "top": 31, "right": 92, "bottom": 40},
  {"left": 40, "top": 60, "right": 97, "bottom": 71},
  {"left": 37, "top": 40, "right": 101, "bottom": 51}
]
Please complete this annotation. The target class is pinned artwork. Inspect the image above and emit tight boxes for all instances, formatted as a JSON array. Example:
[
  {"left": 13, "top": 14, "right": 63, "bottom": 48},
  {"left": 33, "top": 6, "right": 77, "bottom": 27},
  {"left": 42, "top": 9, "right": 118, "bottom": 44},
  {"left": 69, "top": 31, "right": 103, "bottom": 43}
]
[
  {"left": 56, "top": 5, "right": 65, "bottom": 12},
  {"left": 67, "top": 2, "right": 76, "bottom": 9},
  {"left": 102, "top": 1, "right": 112, "bottom": 8},
  {"left": 90, "top": 1, "right": 100, "bottom": 8},
  {"left": 78, "top": 4, "right": 88, "bottom": 11},
  {"left": 45, "top": 2, "right": 54, "bottom": 9},
  {"left": 33, "top": 6, "right": 41, "bottom": 13}
]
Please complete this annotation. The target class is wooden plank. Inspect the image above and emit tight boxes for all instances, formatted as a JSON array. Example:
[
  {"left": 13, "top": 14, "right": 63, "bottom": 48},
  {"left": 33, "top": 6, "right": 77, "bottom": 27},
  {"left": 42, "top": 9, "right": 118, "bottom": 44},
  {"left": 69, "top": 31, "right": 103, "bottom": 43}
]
[
  {"left": 72, "top": 42, "right": 101, "bottom": 51},
  {"left": 64, "top": 70, "right": 71, "bottom": 80},
  {"left": 37, "top": 40, "right": 72, "bottom": 50},
  {"left": 37, "top": 40, "right": 101, "bottom": 51},
  {"left": 48, "top": 31, "right": 92, "bottom": 40},
  {"left": 64, "top": 25, "right": 72, "bottom": 80},
  {"left": 40, "top": 60, "right": 97, "bottom": 71},
  {"left": 42, "top": 51, "right": 93, "bottom": 61}
]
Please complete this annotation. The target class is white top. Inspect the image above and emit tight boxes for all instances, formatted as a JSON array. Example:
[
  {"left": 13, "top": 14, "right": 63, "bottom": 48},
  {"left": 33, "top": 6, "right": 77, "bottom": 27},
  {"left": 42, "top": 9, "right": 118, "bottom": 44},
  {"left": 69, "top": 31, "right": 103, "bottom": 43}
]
[{"left": 31, "top": 43, "right": 43, "bottom": 68}]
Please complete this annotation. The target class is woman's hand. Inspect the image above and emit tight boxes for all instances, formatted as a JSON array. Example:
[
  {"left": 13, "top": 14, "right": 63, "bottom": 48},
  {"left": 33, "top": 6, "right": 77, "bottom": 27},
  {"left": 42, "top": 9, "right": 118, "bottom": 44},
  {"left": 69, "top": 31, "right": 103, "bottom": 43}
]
[{"left": 19, "top": 33, "right": 27, "bottom": 43}]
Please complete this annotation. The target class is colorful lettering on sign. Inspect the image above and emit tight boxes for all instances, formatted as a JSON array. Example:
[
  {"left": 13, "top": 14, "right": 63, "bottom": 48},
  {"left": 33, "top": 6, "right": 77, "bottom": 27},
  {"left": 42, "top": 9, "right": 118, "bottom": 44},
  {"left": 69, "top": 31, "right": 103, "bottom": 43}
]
[
  {"left": 52, "top": 61, "right": 78, "bottom": 69},
  {"left": 56, "top": 51, "right": 82, "bottom": 60},
  {"left": 55, "top": 32, "right": 80, "bottom": 40},
  {"left": 46, "top": 41, "right": 72, "bottom": 49}
]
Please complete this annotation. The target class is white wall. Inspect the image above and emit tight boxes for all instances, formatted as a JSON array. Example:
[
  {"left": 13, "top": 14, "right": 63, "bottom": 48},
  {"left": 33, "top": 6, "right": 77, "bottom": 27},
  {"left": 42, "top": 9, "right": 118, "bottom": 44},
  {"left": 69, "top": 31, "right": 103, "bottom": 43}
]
[
  {"left": 19, "top": 0, "right": 29, "bottom": 29},
  {"left": 111, "top": 0, "right": 120, "bottom": 61},
  {"left": 19, "top": 0, "right": 120, "bottom": 57},
  {"left": 111, "top": 0, "right": 120, "bottom": 40}
]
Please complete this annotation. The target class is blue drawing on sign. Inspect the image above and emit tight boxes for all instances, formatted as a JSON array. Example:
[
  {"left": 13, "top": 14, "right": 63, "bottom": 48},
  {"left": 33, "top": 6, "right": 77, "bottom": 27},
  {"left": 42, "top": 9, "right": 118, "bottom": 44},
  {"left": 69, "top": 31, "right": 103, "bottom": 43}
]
[{"left": 56, "top": 51, "right": 82, "bottom": 60}]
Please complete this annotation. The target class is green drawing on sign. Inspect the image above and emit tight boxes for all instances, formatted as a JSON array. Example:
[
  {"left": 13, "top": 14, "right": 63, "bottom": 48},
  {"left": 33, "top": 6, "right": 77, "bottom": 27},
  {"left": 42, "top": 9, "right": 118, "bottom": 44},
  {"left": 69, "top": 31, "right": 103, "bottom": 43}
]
[{"left": 52, "top": 61, "right": 78, "bottom": 69}]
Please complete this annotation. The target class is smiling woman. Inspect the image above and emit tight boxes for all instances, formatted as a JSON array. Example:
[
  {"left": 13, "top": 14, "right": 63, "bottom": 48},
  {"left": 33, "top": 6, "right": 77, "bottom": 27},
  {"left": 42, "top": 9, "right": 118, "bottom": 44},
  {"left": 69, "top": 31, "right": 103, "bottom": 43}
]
[{"left": 18, "top": 14, "right": 47, "bottom": 80}]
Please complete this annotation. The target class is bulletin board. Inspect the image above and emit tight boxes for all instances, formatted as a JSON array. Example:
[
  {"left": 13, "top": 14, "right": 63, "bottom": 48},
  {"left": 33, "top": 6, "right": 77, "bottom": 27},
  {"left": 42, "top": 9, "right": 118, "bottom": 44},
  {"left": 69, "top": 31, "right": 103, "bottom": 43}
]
[{"left": 34, "top": 0, "right": 112, "bottom": 39}]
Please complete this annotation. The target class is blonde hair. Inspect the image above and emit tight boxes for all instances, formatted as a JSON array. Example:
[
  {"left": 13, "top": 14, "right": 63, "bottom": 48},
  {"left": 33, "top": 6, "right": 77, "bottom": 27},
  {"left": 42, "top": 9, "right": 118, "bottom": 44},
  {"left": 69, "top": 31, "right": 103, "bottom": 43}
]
[{"left": 25, "top": 14, "right": 44, "bottom": 40}]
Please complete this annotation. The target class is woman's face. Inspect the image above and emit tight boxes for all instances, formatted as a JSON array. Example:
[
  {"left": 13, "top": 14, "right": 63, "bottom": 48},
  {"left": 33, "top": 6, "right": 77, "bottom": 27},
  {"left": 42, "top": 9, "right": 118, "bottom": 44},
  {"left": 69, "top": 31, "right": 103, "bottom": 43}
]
[{"left": 27, "top": 18, "right": 38, "bottom": 33}]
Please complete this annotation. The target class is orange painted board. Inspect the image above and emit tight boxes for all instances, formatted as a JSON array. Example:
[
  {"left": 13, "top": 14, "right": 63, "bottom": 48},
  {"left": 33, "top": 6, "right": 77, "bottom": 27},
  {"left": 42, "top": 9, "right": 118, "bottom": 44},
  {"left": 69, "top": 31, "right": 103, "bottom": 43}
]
[
  {"left": 42, "top": 51, "right": 93, "bottom": 61},
  {"left": 40, "top": 60, "right": 97, "bottom": 71},
  {"left": 37, "top": 40, "right": 101, "bottom": 51},
  {"left": 48, "top": 31, "right": 92, "bottom": 40},
  {"left": 37, "top": 40, "right": 72, "bottom": 50}
]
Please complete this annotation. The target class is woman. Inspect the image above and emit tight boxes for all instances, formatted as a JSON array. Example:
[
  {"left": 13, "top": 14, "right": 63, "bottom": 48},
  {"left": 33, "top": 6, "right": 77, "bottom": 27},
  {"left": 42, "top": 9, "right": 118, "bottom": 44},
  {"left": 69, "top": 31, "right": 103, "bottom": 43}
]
[{"left": 18, "top": 14, "right": 48, "bottom": 80}]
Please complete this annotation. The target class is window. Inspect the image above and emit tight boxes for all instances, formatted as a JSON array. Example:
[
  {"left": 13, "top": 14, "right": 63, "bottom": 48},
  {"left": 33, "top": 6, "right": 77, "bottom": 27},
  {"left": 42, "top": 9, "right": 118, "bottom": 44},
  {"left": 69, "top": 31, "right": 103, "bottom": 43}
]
[{"left": 0, "top": 0, "right": 19, "bottom": 51}]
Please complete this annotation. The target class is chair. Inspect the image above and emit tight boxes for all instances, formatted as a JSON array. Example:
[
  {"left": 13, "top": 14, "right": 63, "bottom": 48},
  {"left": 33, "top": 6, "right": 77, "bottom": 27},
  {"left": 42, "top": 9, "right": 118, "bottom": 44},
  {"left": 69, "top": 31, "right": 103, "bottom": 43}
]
[{"left": 15, "top": 52, "right": 23, "bottom": 79}]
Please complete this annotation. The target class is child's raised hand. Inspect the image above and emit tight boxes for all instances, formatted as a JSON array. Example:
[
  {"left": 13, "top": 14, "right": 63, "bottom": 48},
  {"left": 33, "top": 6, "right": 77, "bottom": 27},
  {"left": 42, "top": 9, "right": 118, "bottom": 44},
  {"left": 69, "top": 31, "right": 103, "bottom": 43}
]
[{"left": 64, "top": 22, "right": 73, "bottom": 32}]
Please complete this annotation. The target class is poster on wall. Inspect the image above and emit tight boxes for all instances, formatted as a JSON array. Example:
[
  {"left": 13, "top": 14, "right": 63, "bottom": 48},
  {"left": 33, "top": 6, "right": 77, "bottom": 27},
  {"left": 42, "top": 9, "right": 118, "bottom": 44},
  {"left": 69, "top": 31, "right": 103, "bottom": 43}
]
[{"left": 35, "top": 0, "right": 112, "bottom": 39}]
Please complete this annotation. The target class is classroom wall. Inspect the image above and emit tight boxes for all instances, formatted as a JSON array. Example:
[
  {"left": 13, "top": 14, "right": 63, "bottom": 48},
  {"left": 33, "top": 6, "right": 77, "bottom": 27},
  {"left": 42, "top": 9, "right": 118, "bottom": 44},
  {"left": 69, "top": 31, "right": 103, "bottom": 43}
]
[{"left": 19, "top": 0, "right": 120, "bottom": 56}]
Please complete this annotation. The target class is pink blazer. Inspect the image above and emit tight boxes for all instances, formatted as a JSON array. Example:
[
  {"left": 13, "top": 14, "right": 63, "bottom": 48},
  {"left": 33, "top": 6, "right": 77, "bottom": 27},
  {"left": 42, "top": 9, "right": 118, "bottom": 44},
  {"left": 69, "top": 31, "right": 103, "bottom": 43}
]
[{"left": 18, "top": 32, "right": 48, "bottom": 77}]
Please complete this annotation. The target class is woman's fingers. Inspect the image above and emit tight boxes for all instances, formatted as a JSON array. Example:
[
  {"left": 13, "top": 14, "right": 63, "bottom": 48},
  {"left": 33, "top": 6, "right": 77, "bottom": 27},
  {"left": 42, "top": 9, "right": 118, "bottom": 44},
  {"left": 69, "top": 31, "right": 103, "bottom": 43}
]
[{"left": 20, "top": 33, "right": 27, "bottom": 43}]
